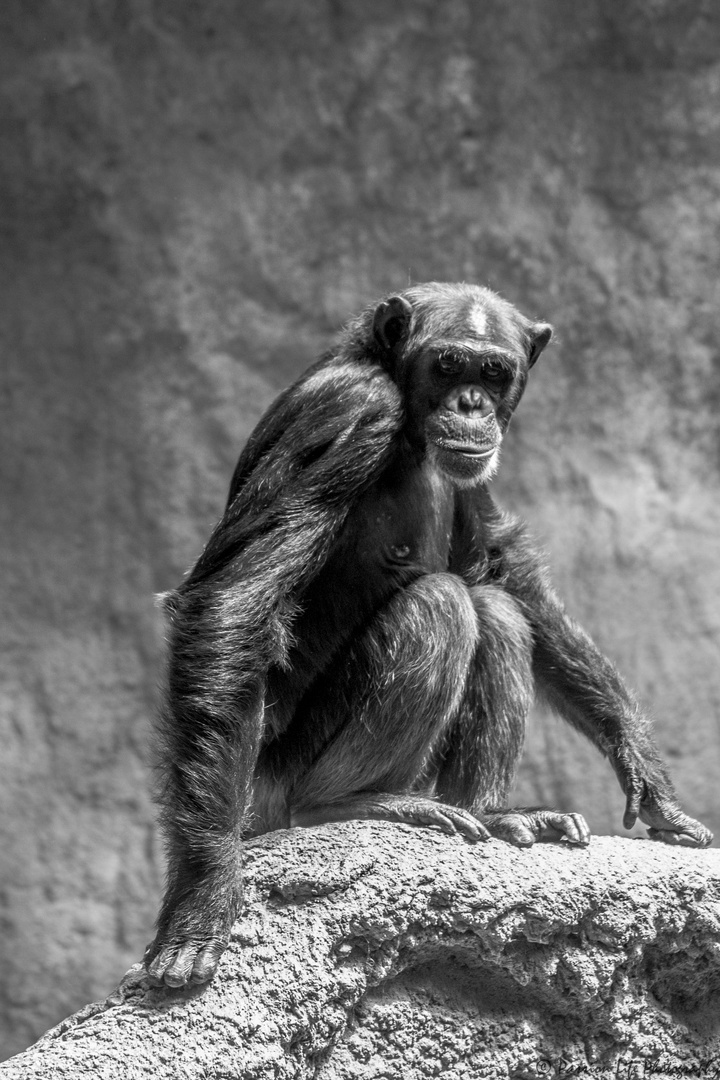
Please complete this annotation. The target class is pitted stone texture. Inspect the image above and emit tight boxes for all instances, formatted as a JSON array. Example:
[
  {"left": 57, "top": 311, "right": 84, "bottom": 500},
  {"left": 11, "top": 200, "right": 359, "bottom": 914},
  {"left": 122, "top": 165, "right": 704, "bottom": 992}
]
[{"left": 2, "top": 828, "right": 719, "bottom": 1079}]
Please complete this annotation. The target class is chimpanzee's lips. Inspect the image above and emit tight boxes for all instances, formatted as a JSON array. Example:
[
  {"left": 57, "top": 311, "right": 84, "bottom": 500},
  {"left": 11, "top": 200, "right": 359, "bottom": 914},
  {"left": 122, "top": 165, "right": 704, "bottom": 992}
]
[{"left": 435, "top": 441, "right": 496, "bottom": 459}]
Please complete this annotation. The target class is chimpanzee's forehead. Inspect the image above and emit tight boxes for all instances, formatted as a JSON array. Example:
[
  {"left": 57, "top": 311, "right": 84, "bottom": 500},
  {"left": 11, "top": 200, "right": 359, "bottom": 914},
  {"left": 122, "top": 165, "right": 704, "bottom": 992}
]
[{"left": 407, "top": 286, "right": 526, "bottom": 353}]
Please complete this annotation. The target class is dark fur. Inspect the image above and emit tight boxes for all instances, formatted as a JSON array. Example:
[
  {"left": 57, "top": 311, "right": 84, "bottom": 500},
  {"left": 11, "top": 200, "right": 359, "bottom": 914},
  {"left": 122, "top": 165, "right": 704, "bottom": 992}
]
[{"left": 146, "top": 282, "right": 711, "bottom": 989}]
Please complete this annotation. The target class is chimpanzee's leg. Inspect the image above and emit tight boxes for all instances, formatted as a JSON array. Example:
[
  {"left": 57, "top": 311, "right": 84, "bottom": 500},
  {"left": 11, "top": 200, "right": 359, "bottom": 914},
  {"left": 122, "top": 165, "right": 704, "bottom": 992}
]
[
  {"left": 288, "top": 572, "right": 488, "bottom": 839},
  {"left": 435, "top": 584, "right": 589, "bottom": 846},
  {"left": 434, "top": 585, "right": 533, "bottom": 809}
]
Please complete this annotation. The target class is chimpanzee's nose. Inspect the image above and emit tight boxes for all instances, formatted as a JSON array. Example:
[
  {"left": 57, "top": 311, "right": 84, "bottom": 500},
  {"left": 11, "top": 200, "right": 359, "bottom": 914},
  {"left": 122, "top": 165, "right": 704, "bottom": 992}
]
[{"left": 457, "top": 387, "right": 485, "bottom": 415}]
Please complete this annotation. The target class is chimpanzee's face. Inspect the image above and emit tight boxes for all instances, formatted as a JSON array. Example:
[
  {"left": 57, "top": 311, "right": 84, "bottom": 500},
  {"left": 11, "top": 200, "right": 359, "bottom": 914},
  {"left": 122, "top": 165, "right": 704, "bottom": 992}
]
[{"left": 374, "top": 284, "right": 552, "bottom": 486}]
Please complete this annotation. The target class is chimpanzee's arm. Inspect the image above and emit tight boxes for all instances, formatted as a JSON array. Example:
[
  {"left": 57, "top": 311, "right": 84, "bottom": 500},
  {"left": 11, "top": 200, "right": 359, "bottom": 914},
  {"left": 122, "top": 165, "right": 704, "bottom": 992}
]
[
  {"left": 192, "top": 357, "right": 404, "bottom": 582},
  {"left": 491, "top": 509, "right": 712, "bottom": 848},
  {"left": 146, "top": 359, "right": 403, "bottom": 987}
]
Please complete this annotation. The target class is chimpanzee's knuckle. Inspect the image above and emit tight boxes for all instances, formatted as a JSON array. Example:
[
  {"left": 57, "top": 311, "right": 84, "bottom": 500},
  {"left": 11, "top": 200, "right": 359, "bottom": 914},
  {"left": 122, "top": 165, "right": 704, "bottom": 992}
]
[{"left": 191, "top": 943, "right": 224, "bottom": 984}]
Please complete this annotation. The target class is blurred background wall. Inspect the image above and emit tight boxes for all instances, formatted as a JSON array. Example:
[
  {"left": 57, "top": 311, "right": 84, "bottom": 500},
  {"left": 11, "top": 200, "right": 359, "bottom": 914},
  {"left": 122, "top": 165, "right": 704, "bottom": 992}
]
[{"left": 2, "top": 0, "right": 720, "bottom": 1060}]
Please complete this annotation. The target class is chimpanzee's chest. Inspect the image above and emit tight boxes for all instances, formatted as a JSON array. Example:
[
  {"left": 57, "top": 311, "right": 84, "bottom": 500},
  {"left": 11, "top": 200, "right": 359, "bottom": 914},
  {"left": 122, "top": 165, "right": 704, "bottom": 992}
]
[
  {"left": 339, "top": 457, "right": 456, "bottom": 582},
  {"left": 287, "top": 458, "right": 457, "bottom": 681}
]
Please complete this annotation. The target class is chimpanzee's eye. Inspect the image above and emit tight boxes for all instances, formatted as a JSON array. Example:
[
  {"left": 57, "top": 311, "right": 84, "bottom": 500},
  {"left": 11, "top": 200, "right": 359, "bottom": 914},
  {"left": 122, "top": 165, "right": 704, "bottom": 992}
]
[
  {"left": 436, "top": 352, "right": 467, "bottom": 376},
  {"left": 482, "top": 360, "right": 509, "bottom": 385}
]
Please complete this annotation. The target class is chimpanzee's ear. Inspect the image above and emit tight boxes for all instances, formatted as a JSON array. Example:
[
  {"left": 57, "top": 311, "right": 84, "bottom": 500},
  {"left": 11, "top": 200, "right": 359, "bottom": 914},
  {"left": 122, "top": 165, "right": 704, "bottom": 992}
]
[
  {"left": 373, "top": 295, "right": 413, "bottom": 353},
  {"left": 527, "top": 322, "right": 553, "bottom": 368}
]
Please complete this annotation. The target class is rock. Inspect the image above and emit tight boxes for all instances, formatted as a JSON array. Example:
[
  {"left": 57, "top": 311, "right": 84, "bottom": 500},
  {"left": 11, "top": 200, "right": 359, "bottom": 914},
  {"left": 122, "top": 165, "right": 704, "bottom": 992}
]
[{"left": 2, "top": 827, "right": 719, "bottom": 1080}]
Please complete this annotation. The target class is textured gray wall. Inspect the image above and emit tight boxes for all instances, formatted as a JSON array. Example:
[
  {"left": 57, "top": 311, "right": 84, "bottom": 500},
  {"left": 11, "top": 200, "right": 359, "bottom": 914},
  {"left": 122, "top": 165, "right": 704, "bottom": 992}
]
[{"left": 2, "top": 0, "right": 719, "bottom": 1060}]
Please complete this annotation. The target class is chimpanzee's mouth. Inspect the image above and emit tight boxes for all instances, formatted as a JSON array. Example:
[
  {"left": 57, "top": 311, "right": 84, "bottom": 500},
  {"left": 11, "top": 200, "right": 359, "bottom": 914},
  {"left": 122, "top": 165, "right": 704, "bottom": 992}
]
[{"left": 435, "top": 441, "right": 496, "bottom": 459}]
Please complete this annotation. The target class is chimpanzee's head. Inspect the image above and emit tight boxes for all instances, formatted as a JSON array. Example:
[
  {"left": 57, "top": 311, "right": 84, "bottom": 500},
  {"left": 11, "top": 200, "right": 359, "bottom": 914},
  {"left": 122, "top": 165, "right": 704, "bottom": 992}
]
[{"left": 372, "top": 282, "right": 552, "bottom": 485}]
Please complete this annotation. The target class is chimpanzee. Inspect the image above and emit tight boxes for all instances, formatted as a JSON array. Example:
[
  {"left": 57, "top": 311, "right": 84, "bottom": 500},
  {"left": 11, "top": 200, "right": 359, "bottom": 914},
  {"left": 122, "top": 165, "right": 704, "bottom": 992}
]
[{"left": 145, "top": 281, "right": 712, "bottom": 989}]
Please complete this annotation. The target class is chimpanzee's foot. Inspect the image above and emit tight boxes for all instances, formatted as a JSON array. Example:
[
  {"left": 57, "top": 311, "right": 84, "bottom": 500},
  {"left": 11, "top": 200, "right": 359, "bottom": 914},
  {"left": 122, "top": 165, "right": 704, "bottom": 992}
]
[
  {"left": 292, "top": 793, "right": 490, "bottom": 841},
  {"left": 481, "top": 808, "right": 591, "bottom": 847}
]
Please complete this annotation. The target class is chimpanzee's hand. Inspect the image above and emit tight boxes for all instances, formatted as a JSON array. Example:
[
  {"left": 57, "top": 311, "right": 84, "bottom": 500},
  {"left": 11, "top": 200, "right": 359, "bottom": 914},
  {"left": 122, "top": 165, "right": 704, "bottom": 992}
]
[
  {"left": 144, "top": 878, "right": 240, "bottom": 988},
  {"left": 145, "top": 913, "right": 229, "bottom": 988},
  {"left": 622, "top": 773, "right": 713, "bottom": 847}
]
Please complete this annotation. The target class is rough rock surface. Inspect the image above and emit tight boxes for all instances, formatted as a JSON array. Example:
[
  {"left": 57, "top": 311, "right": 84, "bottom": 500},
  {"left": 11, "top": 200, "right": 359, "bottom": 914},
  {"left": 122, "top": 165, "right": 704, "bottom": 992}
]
[
  {"left": 3, "top": 0, "right": 720, "bottom": 1059},
  {"left": 2, "top": 827, "right": 720, "bottom": 1080}
]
